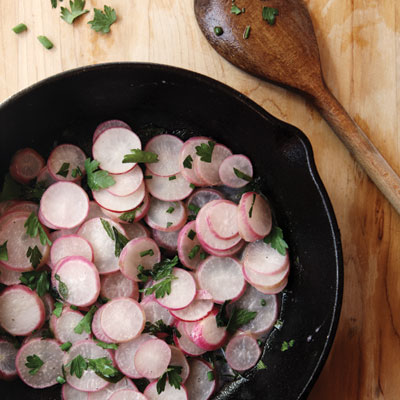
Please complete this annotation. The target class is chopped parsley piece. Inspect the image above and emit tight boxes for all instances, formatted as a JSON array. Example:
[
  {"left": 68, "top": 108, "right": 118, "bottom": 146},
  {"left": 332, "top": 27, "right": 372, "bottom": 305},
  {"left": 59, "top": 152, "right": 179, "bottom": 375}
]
[
  {"left": 137, "top": 265, "right": 151, "bottom": 283},
  {"left": 233, "top": 167, "right": 252, "bottom": 182},
  {"left": 51, "top": 0, "right": 58, "bottom": 8},
  {"left": 60, "top": 342, "right": 72, "bottom": 352},
  {"left": 70, "top": 305, "right": 78, "bottom": 311},
  {"left": 168, "top": 176, "right": 176, "bottom": 181},
  {"left": 140, "top": 249, "right": 154, "bottom": 257},
  {"left": 61, "top": 0, "right": 89, "bottom": 24},
  {"left": 56, "top": 162, "right": 70, "bottom": 178},
  {"left": 24, "top": 212, "right": 52, "bottom": 246},
  {"left": 157, "top": 365, "right": 183, "bottom": 394},
  {"left": 25, "top": 355, "right": 44, "bottom": 375},
  {"left": 0, "top": 241, "right": 8, "bottom": 261},
  {"left": 195, "top": 141, "right": 215, "bottom": 163},
  {"left": 214, "top": 26, "right": 223, "bottom": 36},
  {"left": 243, "top": 25, "right": 251, "bottom": 39},
  {"left": 262, "top": 6, "right": 279, "bottom": 26},
  {"left": 55, "top": 274, "right": 69, "bottom": 300},
  {"left": 26, "top": 246, "right": 42, "bottom": 269},
  {"left": 12, "top": 23, "right": 28, "bottom": 34},
  {"left": 20, "top": 270, "right": 50, "bottom": 297},
  {"left": 74, "top": 306, "right": 97, "bottom": 334},
  {"left": 166, "top": 206, "right": 174, "bottom": 214},
  {"left": 85, "top": 158, "right": 115, "bottom": 191},
  {"left": 260, "top": 299, "right": 267, "bottom": 306},
  {"left": 256, "top": 360, "right": 267, "bottom": 370},
  {"left": 274, "top": 319, "right": 283, "bottom": 330},
  {"left": 53, "top": 302, "right": 64, "bottom": 318},
  {"left": 56, "top": 375, "right": 66, "bottom": 384},
  {"left": 95, "top": 340, "right": 118, "bottom": 350},
  {"left": 88, "top": 5, "right": 117, "bottom": 34},
  {"left": 183, "top": 155, "right": 193, "bottom": 169},
  {"left": 248, "top": 193, "right": 256, "bottom": 218},
  {"left": 188, "top": 245, "right": 200, "bottom": 260},
  {"left": 122, "top": 149, "right": 158, "bottom": 164},
  {"left": 71, "top": 166, "right": 83, "bottom": 178},
  {"left": 143, "top": 319, "right": 176, "bottom": 344},
  {"left": 101, "top": 218, "right": 114, "bottom": 239},
  {"left": 200, "top": 252, "right": 207, "bottom": 260},
  {"left": 189, "top": 183, "right": 195, "bottom": 189},
  {"left": 227, "top": 308, "right": 257, "bottom": 334},
  {"left": 166, "top": 222, "right": 173, "bottom": 228},
  {"left": 119, "top": 209, "right": 138, "bottom": 223},
  {"left": 188, "top": 203, "right": 200, "bottom": 215},
  {"left": 231, "top": 4, "right": 242, "bottom": 15},
  {"left": 144, "top": 175, "right": 153, "bottom": 179},
  {"left": 37, "top": 36, "right": 54, "bottom": 50},
  {"left": 66, "top": 354, "right": 87, "bottom": 378},
  {"left": 142, "top": 276, "right": 177, "bottom": 299},
  {"left": 86, "top": 357, "right": 123, "bottom": 383},
  {"left": 187, "top": 229, "right": 196, "bottom": 240},
  {"left": 281, "top": 339, "right": 295, "bottom": 352},
  {"left": 113, "top": 227, "right": 129, "bottom": 257},
  {"left": 263, "top": 226, "right": 288, "bottom": 256},
  {"left": 207, "top": 370, "right": 215, "bottom": 381}
]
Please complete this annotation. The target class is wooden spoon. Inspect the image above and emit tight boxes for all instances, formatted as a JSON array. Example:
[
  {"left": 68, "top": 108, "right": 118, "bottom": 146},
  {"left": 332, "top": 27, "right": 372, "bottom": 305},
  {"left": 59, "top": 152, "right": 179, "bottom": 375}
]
[{"left": 194, "top": 0, "right": 400, "bottom": 214}]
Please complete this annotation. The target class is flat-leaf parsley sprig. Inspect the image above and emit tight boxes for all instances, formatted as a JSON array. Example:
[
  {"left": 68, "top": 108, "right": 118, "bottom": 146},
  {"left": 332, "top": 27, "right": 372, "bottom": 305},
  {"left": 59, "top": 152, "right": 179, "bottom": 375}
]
[
  {"left": 85, "top": 158, "right": 115, "bottom": 191},
  {"left": 88, "top": 6, "right": 117, "bottom": 34}
]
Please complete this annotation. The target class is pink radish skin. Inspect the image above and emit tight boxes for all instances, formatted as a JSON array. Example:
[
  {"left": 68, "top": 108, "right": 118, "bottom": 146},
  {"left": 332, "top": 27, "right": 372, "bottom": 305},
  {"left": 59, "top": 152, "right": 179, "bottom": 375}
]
[
  {"left": 9, "top": 148, "right": 45, "bottom": 184},
  {"left": 199, "top": 238, "right": 244, "bottom": 258},
  {"left": 185, "top": 358, "right": 216, "bottom": 400},
  {"left": 88, "top": 377, "right": 138, "bottom": 400},
  {"left": 107, "top": 166, "right": 144, "bottom": 197},
  {"left": 40, "top": 181, "right": 89, "bottom": 229},
  {"left": 0, "top": 209, "right": 31, "bottom": 229},
  {"left": 92, "top": 127, "right": 141, "bottom": 174},
  {"left": 109, "top": 389, "right": 147, "bottom": 400},
  {"left": 152, "top": 229, "right": 179, "bottom": 253},
  {"left": 119, "top": 237, "right": 161, "bottom": 282},
  {"left": 51, "top": 308, "right": 91, "bottom": 344},
  {"left": 62, "top": 384, "right": 89, "bottom": 400},
  {"left": 115, "top": 333, "right": 154, "bottom": 379},
  {"left": 42, "top": 292, "right": 55, "bottom": 321},
  {"left": 155, "top": 268, "right": 197, "bottom": 311},
  {"left": 0, "top": 200, "right": 18, "bottom": 216},
  {"left": 206, "top": 200, "right": 239, "bottom": 240},
  {"left": 251, "top": 277, "right": 289, "bottom": 295},
  {"left": 140, "top": 296, "right": 175, "bottom": 326},
  {"left": 37, "top": 166, "right": 58, "bottom": 186},
  {"left": 237, "top": 208, "right": 259, "bottom": 242},
  {"left": 0, "top": 339, "right": 18, "bottom": 381},
  {"left": 49, "top": 228, "right": 78, "bottom": 243},
  {"left": 145, "top": 198, "right": 187, "bottom": 232},
  {"left": 243, "top": 262, "right": 289, "bottom": 288},
  {"left": 123, "top": 221, "right": 150, "bottom": 239},
  {"left": 7, "top": 201, "right": 39, "bottom": 215},
  {"left": 100, "top": 272, "right": 139, "bottom": 301},
  {"left": 100, "top": 297, "right": 145, "bottom": 343},
  {"left": 134, "top": 338, "right": 172, "bottom": 379},
  {"left": 38, "top": 207, "right": 59, "bottom": 230},
  {"left": 225, "top": 333, "right": 261, "bottom": 371},
  {"left": 0, "top": 285, "right": 45, "bottom": 336},
  {"left": 91, "top": 306, "right": 114, "bottom": 344},
  {"left": 186, "top": 188, "right": 224, "bottom": 216},
  {"left": 16, "top": 338, "right": 64, "bottom": 388},
  {"left": 177, "top": 221, "right": 206, "bottom": 270},
  {"left": 50, "top": 235, "right": 94, "bottom": 266},
  {"left": 144, "top": 380, "right": 188, "bottom": 400},
  {"left": 52, "top": 256, "right": 100, "bottom": 307},
  {"left": 86, "top": 201, "right": 107, "bottom": 221},
  {"left": 170, "top": 291, "right": 214, "bottom": 322},
  {"left": 93, "top": 120, "right": 132, "bottom": 143},
  {"left": 174, "top": 321, "right": 206, "bottom": 357},
  {"left": 219, "top": 154, "right": 253, "bottom": 188},
  {"left": 169, "top": 345, "right": 190, "bottom": 383},
  {"left": 145, "top": 134, "right": 184, "bottom": 177},
  {"left": 47, "top": 144, "right": 86, "bottom": 182},
  {"left": 0, "top": 264, "right": 22, "bottom": 285}
]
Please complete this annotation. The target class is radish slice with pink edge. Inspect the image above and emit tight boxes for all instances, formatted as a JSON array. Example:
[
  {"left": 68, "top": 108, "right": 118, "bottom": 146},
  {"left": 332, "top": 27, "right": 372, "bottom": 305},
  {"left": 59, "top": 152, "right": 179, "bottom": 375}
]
[
  {"left": 64, "top": 340, "right": 113, "bottom": 392},
  {"left": 7, "top": 201, "right": 39, "bottom": 214},
  {"left": 9, "top": 148, "right": 45, "bottom": 184},
  {"left": 0, "top": 215, "right": 50, "bottom": 271},
  {"left": 145, "top": 134, "right": 184, "bottom": 177},
  {"left": 52, "top": 256, "right": 100, "bottom": 307},
  {"left": 193, "top": 144, "right": 232, "bottom": 186},
  {"left": 207, "top": 200, "right": 239, "bottom": 240},
  {"left": 174, "top": 321, "right": 206, "bottom": 356},
  {"left": 145, "top": 170, "right": 194, "bottom": 201},
  {"left": 49, "top": 227, "right": 79, "bottom": 243},
  {"left": 50, "top": 235, "right": 94, "bottom": 266},
  {"left": 196, "top": 257, "right": 245, "bottom": 304},
  {"left": 140, "top": 296, "right": 175, "bottom": 326},
  {"left": 93, "top": 120, "right": 132, "bottom": 143},
  {"left": 88, "top": 377, "right": 138, "bottom": 400},
  {"left": 0, "top": 264, "right": 22, "bottom": 285},
  {"left": 179, "top": 137, "right": 211, "bottom": 186},
  {"left": 115, "top": 333, "right": 154, "bottom": 378},
  {"left": 93, "top": 181, "right": 145, "bottom": 213},
  {"left": 144, "top": 380, "right": 188, "bottom": 400},
  {"left": 51, "top": 309, "right": 91, "bottom": 344},
  {"left": 40, "top": 182, "right": 89, "bottom": 229},
  {"left": 119, "top": 237, "right": 161, "bottom": 282},
  {"left": 123, "top": 222, "right": 150, "bottom": 239},
  {"left": 199, "top": 238, "right": 244, "bottom": 258},
  {"left": 134, "top": 338, "right": 171, "bottom": 379},
  {"left": 0, "top": 285, "right": 45, "bottom": 336},
  {"left": 107, "top": 166, "right": 144, "bottom": 197},
  {"left": 155, "top": 268, "right": 197, "bottom": 310},
  {"left": 227, "top": 285, "right": 278, "bottom": 337},
  {"left": 219, "top": 154, "right": 253, "bottom": 188},
  {"left": 225, "top": 333, "right": 261, "bottom": 371},
  {"left": 86, "top": 201, "right": 107, "bottom": 221},
  {"left": 92, "top": 127, "right": 141, "bottom": 174},
  {"left": 42, "top": 293, "right": 54, "bottom": 321},
  {"left": 248, "top": 274, "right": 289, "bottom": 295},
  {"left": 16, "top": 338, "right": 64, "bottom": 388},
  {"left": 100, "top": 272, "right": 139, "bottom": 301},
  {"left": 145, "top": 197, "right": 187, "bottom": 232},
  {"left": 91, "top": 306, "right": 114, "bottom": 344},
  {"left": 77, "top": 217, "right": 127, "bottom": 274},
  {"left": 37, "top": 166, "right": 58, "bottom": 186},
  {"left": 47, "top": 144, "right": 86, "bottom": 182},
  {"left": 100, "top": 297, "right": 145, "bottom": 342},
  {"left": 170, "top": 290, "right": 214, "bottom": 322},
  {"left": 188, "top": 308, "right": 228, "bottom": 351},
  {"left": 186, "top": 188, "right": 224, "bottom": 218},
  {"left": 0, "top": 339, "right": 18, "bottom": 381},
  {"left": 237, "top": 209, "right": 259, "bottom": 242},
  {"left": 0, "top": 209, "right": 30, "bottom": 229},
  {"left": 62, "top": 384, "right": 89, "bottom": 400},
  {"left": 109, "top": 389, "right": 147, "bottom": 400},
  {"left": 152, "top": 229, "right": 179, "bottom": 253},
  {"left": 243, "top": 261, "right": 289, "bottom": 288},
  {"left": 185, "top": 358, "right": 216, "bottom": 400},
  {"left": 0, "top": 200, "right": 18, "bottom": 216},
  {"left": 169, "top": 345, "right": 190, "bottom": 383},
  {"left": 177, "top": 221, "right": 207, "bottom": 270}
]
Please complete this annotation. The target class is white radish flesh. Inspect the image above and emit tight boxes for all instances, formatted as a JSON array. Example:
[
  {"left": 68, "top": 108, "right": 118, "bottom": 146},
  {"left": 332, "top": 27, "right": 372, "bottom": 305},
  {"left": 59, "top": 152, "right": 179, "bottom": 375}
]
[
  {"left": 100, "top": 272, "right": 139, "bottom": 300},
  {"left": 86, "top": 201, "right": 107, "bottom": 221},
  {"left": 145, "top": 198, "right": 187, "bottom": 232},
  {"left": 174, "top": 322, "right": 206, "bottom": 357},
  {"left": 91, "top": 306, "right": 114, "bottom": 344},
  {"left": 93, "top": 120, "right": 131, "bottom": 143},
  {"left": 92, "top": 127, "right": 141, "bottom": 174},
  {"left": 0, "top": 264, "right": 22, "bottom": 285},
  {"left": 7, "top": 201, "right": 39, "bottom": 214},
  {"left": 16, "top": 338, "right": 64, "bottom": 388},
  {"left": 170, "top": 291, "right": 213, "bottom": 322},
  {"left": 169, "top": 345, "right": 190, "bottom": 383},
  {"left": 185, "top": 359, "right": 216, "bottom": 400},
  {"left": 225, "top": 334, "right": 261, "bottom": 371},
  {"left": 196, "top": 256, "right": 245, "bottom": 303},
  {"left": 177, "top": 221, "right": 206, "bottom": 270},
  {"left": 145, "top": 134, "right": 184, "bottom": 177},
  {"left": 237, "top": 210, "right": 259, "bottom": 242},
  {"left": 140, "top": 296, "right": 175, "bottom": 326},
  {"left": 144, "top": 380, "right": 188, "bottom": 400},
  {"left": 0, "top": 285, "right": 45, "bottom": 336},
  {"left": 50, "top": 235, "right": 94, "bottom": 266},
  {"left": 88, "top": 377, "right": 138, "bottom": 400},
  {"left": 207, "top": 200, "right": 239, "bottom": 239},
  {"left": 52, "top": 309, "right": 91, "bottom": 344},
  {"left": 40, "top": 182, "right": 89, "bottom": 229},
  {"left": 152, "top": 229, "right": 179, "bottom": 252},
  {"left": 62, "top": 383, "right": 89, "bottom": 400},
  {"left": 109, "top": 389, "right": 146, "bottom": 400},
  {"left": 134, "top": 338, "right": 171, "bottom": 379},
  {"left": 243, "top": 262, "right": 289, "bottom": 288},
  {"left": 0, "top": 339, "right": 18, "bottom": 381},
  {"left": 219, "top": 154, "right": 253, "bottom": 188},
  {"left": 250, "top": 276, "right": 289, "bottom": 295},
  {"left": 145, "top": 171, "right": 193, "bottom": 201},
  {"left": 10, "top": 148, "right": 45, "bottom": 184},
  {"left": 107, "top": 166, "right": 144, "bottom": 197},
  {"left": 124, "top": 222, "right": 149, "bottom": 240},
  {"left": 189, "top": 238, "right": 243, "bottom": 258},
  {"left": 37, "top": 166, "right": 57, "bottom": 186},
  {"left": 100, "top": 298, "right": 145, "bottom": 342},
  {"left": 186, "top": 188, "right": 224, "bottom": 217}
]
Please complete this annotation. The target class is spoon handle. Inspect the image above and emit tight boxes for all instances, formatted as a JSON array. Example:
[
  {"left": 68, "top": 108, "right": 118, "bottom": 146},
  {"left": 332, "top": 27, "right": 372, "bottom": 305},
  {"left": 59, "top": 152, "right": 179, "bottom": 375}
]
[{"left": 312, "top": 84, "right": 400, "bottom": 214}]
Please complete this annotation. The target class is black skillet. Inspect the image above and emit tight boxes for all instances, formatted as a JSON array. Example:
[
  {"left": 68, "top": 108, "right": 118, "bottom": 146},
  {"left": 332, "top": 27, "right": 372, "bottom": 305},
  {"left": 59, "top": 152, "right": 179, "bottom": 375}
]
[{"left": 0, "top": 63, "right": 343, "bottom": 400}]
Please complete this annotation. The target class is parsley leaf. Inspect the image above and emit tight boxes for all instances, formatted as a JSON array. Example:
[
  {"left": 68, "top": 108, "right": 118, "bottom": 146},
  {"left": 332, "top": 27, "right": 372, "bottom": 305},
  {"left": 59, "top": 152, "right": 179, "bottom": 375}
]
[
  {"left": 187, "top": 229, "right": 196, "bottom": 240},
  {"left": 157, "top": 365, "right": 183, "bottom": 394},
  {"left": 53, "top": 301, "right": 64, "bottom": 318},
  {"left": 263, "top": 226, "right": 288, "bottom": 256},
  {"left": 226, "top": 307, "right": 257, "bottom": 334},
  {"left": 26, "top": 246, "right": 42, "bottom": 269},
  {"left": 183, "top": 155, "right": 193, "bottom": 169},
  {"left": 143, "top": 320, "right": 176, "bottom": 344},
  {"left": 256, "top": 360, "right": 267, "bottom": 370},
  {"left": 100, "top": 218, "right": 114, "bottom": 240},
  {"left": 188, "top": 245, "right": 200, "bottom": 260},
  {"left": 24, "top": 213, "right": 52, "bottom": 246},
  {"left": 60, "top": 342, "right": 72, "bottom": 352},
  {"left": 143, "top": 276, "right": 177, "bottom": 299},
  {"left": 140, "top": 249, "right": 154, "bottom": 257},
  {"left": 71, "top": 166, "right": 83, "bottom": 178},
  {"left": 87, "top": 357, "right": 123, "bottom": 383},
  {"left": 166, "top": 206, "right": 174, "bottom": 214},
  {"left": 248, "top": 193, "right": 256, "bottom": 218},
  {"left": 113, "top": 227, "right": 129, "bottom": 257},
  {"left": 55, "top": 274, "right": 69, "bottom": 300},
  {"left": 85, "top": 158, "right": 115, "bottom": 191},
  {"left": 66, "top": 354, "right": 87, "bottom": 378},
  {"left": 56, "top": 162, "right": 70, "bottom": 178},
  {"left": 25, "top": 355, "right": 44, "bottom": 375},
  {"left": 20, "top": 270, "right": 50, "bottom": 297},
  {"left": 195, "top": 141, "right": 215, "bottom": 163},
  {"left": 152, "top": 256, "right": 179, "bottom": 281},
  {"left": 88, "top": 6, "right": 117, "bottom": 33},
  {"left": 61, "top": 0, "right": 89, "bottom": 24},
  {"left": 262, "top": 6, "right": 279, "bottom": 26},
  {"left": 74, "top": 306, "right": 97, "bottom": 334},
  {"left": 56, "top": 375, "right": 66, "bottom": 384},
  {"left": 119, "top": 208, "right": 138, "bottom": 223},
  {"left": 51, "top": 0, "right": 58, "bottom": 8},
  {"left": 122, "top": 149, "right": 159, "bottom": 164},
  {"left": 0, "top": 241, "right": 8, "bottom": 261},
  {"left": 233, "top": 168, "right": 252, "bottom": 182},
  {"left": 207, "top": 370, "right": 215, "bottom": 381},
  {"left": 188, "top": 203, "right": 200, "bottom": 216},
  {"left": 281, "top": 339, "right": 295, "bottom": 352},
  {"left": 231, "top": 4, "right": 242, "bottom": 15},
  {"left": 95, "top": 340, "right": 118, "bottom": 350},
  {"left": 216, "top": 300, "right": 230, "bottom": 327}
]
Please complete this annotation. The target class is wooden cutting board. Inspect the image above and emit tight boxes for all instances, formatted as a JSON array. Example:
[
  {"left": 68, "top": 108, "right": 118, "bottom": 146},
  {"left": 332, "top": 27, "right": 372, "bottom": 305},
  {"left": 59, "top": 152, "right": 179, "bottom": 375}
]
[{"left": 0, "top": 0, "right": 399, "bottom": 398}]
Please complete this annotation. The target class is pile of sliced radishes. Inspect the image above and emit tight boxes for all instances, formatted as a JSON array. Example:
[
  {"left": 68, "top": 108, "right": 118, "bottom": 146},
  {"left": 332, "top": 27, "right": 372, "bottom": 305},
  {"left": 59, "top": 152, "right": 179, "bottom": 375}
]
[{"left": 0, "top": 119, "right": 290, "bottom": 399}]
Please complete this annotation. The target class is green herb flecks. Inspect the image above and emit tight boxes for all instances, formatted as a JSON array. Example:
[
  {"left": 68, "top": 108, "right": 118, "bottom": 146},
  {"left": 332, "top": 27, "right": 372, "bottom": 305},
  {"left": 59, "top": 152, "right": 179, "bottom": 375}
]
[
  {"left": 140, "top": 249, "right": 154, "bottom": 257},
  {"left": 166, "top": 206, "right": 174, "bottom": 214},
  {"left": 143, "top": 319, "right": 177, "bottom": 345},
  {"left": 166, "top": 222, "right": 173, "bottom": 228},
  {"left": 262, "top": 6, "right": 279, "bottom": 26},
  {"left": 24, "top": 213, "right": 52, "bottom": 246},
  {"left": 0, "top": 241, "right": 8, "bottom": 261},
  {"left": 74, "top": 306, "right": 97, "bottom": 334},
  {"left": 281, "top": 339, "right": 295, "bottom": 352},
  {"left": 20, "top": 270, "right": 50, "bottom": 297},
  {"left": 119, "top": 208, "right": 138, "bottom": 223},
  {"left": 157, "top": 365, "right": 183, "bottom": 394},
  {"left": 12, "top": 23, "right": 28, "bottom": 34},
  {"left": 187, "top": 229, "right": 196, "bottom": 240},
  {"left": 195, "top": 141, "right": 215, "bottom": 163},
  {"left": 85, "top": 158, "right": 115, "bottom": 191},
  {"left": 60, "top": 342, "right": 72, "bottom": 352},
  {"left": 66, "top": 354, "right": 87, "bottom": 379},
  {"left": 188, "top": 203, "right": 200, "bottom": 216},
  {"left": 53, "top": 301, "right": 64, "bottom": 318},
  {"left": 71, "top": 166, "right": 83, "bottom": 178},
  {"left": 214, "top": 26, "right": 223, "bottom": 36},
  {"left": 95, "top": 340, "right": 118, "bottom": 350},
  {"left": 55, "top": 274, "right": 69, "bottom": 300},
  {"left": 25, "top": 355, "right": 44, "bottom": 375},
  {"left": 56, "top": 162, "right": 70, "bottom": 178},
  {"left": 248, "top": 193, "right": 256, "bottom": 218},
  {"left": 100, "top": 219, "right": 129, "bottom": 256},
  {"left": 189, "top": 183, "right": 195, "bottom": 189},
  {"left": 207, "top": 370, "right": 215, "bottom": 381},
  {"left": 243, "top": 25, "right": 251, "bottom": 39},
  {"left": 263, "top": 226, "right": 288, "bottom": 256},
  {"left": 256, "top": 360, "right": 267, "bottom": 370},
  {"left": 26, "top": 246, "right": 43, "bottom": 269},
  {"left": 183, "top": 155, "right": 193, "bottom": 169},
  {"left": 37, "top": 36, "right": 54, "bottom": 49},
  {"left": 231, "top": 4, "right": 242, "bottom": 15},
  {"left": 122, "top": 149, "right": 159, "bottom": 164},
  {"left": 88, "top": 5, "right": 117, "bottom": 34},
  {"left": 216, "top": 300, "right": 257, "bottom": 335},
  {"left": 188, "top": 245, "right": 200, "bottom": 260},
  {"left": 260, "top": 298, "right": 267, "bottom": 307},
  {"left": 233, "top": 167, "right": 252, "bottom": 182},
  {"left": 61, "top": 0, "right": 89, "bottom": 24}
]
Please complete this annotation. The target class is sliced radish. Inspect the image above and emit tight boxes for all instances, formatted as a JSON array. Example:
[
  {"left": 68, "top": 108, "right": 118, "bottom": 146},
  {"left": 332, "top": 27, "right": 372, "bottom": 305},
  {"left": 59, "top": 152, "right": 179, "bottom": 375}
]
[
  {"left": 0, "top": 263, "right": 22, "bottom": 285},
  {"left": 169, "top": 345, "right": 190, "bottom": 383},
  {"left": 115, "top": 333, "right": 154, "bottom": 378},
  {"left": 219, "top": 154, "right": 253, "bottom": 188},
  {"left": 243, "top": 262, "right": 289, "bottom": 288},
  {"left": 145, "top": 198, "right": 187, "bottom": 232},
  {"left": 7, "top": 201, "right": 39, "bottom": 215},
  {"left": 88, "top": 377, "right": 138, "bottom": 400},
  {"left": 225, "top": 333, "right": 261, "bottom": 371},
  {"left": 237, "top": 210, "right": 259, "bottom": 242},
  {"left": 119, "top": 237, "right": 161, "bottom": 282},
  {"left": 170, "top": 291, "right": 213, "bottom": 322},
  {"left": 9, "top": 148, "right": 45, "bottom": 184},
  {"left": 199, "top": 238, "right": 244, "bottom": 258},
  {"left": 0, "top": 285, "right": 45, "bottom": 336},
  {"left": 186, "top": 189, "right": 224, "bottom": 217},
  {"left": 0, "top": 339, "right": 18, "bottom": 381},
  {"left": 107, "top": 166, "right": 144, "bottom": 197},
  {"left": 207, "top": 200, "right": 239, "bottom": 239},
  {"left": 52, "top": 256, "right": 100, "bottom": 307},
  {"left": 134, "top": 338, "right": 171, "bottom": 379},
  {"left": 52, "top": 309, "right": 91, "bottom": 344},
  {"left": 42, "top": 292, "right": 55, "bottom": 321},
  {"left": 50, "top": 235, "right": 94, "bottom": 266},
  {"left": 93, "top": 120, "right": 132, "bottom": 143},
  {"left": 140, "top": 296, "right": 175, "bottom": 326},
  {"left": 227, "top": 285, "right": 278, "bottom": 337},
  {"left": 86, "top": 201, "right": 107, "bottom": 221},
  {"left": 77, "top": 217, "right": 126, "bottom": 274},
  {"left": 144, "top": 380, "right": 188, "bottom": 400},
  {"left": 177, "top": 221, "right": 206, "bottom": 270},
  {"left": 47, "top": 144, "right": 86, "bottom": 182},
  {"left": 247, "top": 274, "right": 289, "bottom": 295},
  {"left": 91, "top": 306, "right": 114, "bottom": 344},
  {"left": 37, "top": 166, "right": 58, "bottom": 186},
  {"left": 152, "top": 229, "right": 179, "bottom": 253},
  {"left": 109, "top": 389, "right": 146, "bottom": 400},
  {"left": 193, "top": 144, "right": 232, "bottom": 186},
  {"left": 145, "top": 171, "right": 193, "bottom": 201},
  {"left": 174, "top": 321, "right": 206, "bottom": 357},
  {"left": 100, "top": 298, "right": 145, "bottom": 342},
  {"left": 0, "top": 200, "right": 18, "bottom": 216},
  {"left": 0, "top": 209, "right": 30, "bottom": 229},
  {"left": 156, "top": 268, "right": 197, "bottom": 310},
  {"left": 92, "top": 127, "right": 141, "bottom": 174},
  {"left": 100, "top": 272, "right": 139, "bottom": 300},
  {"left": 49, "top": 228, "right": 79, "bottom": 243},
  {"left": 196, "top": 256, "right": 245, "bottom": 304},
  {"left": 40, "top": 182, "right": 89, "bottom": 229},
  {"left": 64, "top": 340, "right": 113, "bottom": 392},
  {"left": 62, "top": 384, "right": 89, "bottom": 400},
  {"left": 122, "top": 222, "right": 149, "bottom": 240},
  {"left": 145, "top": 134, "right": 184, "bottom": 177},
  {"left": 185, "top": 359, "right": 216, "bottom": 400}
]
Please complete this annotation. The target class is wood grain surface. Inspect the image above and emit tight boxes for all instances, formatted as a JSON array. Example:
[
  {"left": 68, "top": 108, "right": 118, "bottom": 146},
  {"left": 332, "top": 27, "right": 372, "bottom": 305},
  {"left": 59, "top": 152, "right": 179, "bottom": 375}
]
[{"left": 0, "top": 0, "right": 399, "bottom": 398}]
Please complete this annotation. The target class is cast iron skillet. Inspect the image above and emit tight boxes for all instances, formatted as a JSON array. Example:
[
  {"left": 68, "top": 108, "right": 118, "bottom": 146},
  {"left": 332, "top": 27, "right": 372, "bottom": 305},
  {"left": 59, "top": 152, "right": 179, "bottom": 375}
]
[{"left": 0, "top": 63, "right": 342, "bottom": 400}]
